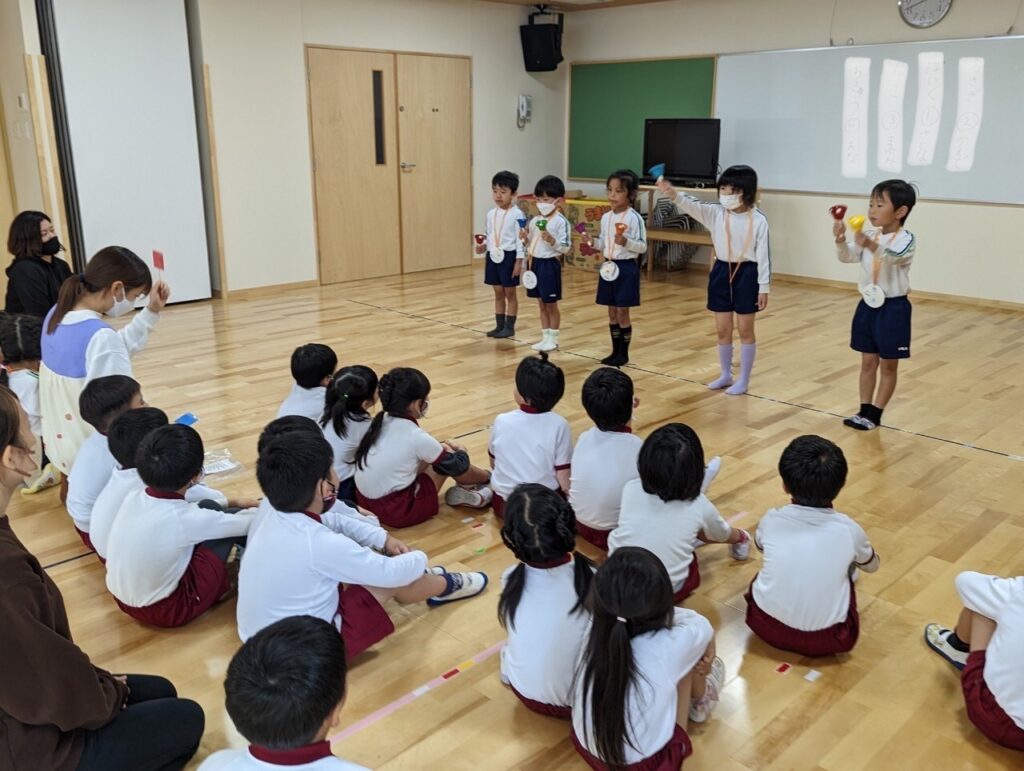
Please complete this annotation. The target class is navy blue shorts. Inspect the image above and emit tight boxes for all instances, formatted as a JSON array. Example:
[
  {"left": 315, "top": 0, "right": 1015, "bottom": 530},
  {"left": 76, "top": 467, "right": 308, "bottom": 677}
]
[
  {"left": 526, "top": 258, "right": 562, "bottom": 303},
  {"left": 595, "top": 259, "right": 641, "bottom": 307},
  {"left": 851, "top": 296, "right": 911, "bottom": 359},
  {"left": 707, "top": 260, "right": 759, "bottom": 314},
  {"left": 484, "top": 249, "right": 520, "bottom": 288}
]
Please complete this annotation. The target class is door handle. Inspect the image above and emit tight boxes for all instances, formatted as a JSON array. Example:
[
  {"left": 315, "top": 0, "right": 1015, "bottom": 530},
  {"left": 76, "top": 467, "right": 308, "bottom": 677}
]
[{"left": 400, "top": 162, "right": 416, "bottom": 171}]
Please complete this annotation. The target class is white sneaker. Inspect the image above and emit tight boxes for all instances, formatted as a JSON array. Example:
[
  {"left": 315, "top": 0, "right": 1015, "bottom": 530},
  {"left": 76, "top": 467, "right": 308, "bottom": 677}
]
[
  {"left": 444, "top": 484, "right": 493, "bottom": 509},
  {"left": 730, "top": 529, "right": 751, "bottom": 561},
  {"left": 701, "top": 456, "right": 721, "bottom": 494},
  {"left": 924, "top": 623, "right": 969, "bottom": 671},
  {"left": 531, "top": 330, "right": 550, "bottom": 351},
  {"left": 428, "top": 565, "right": 447, "bottom": 576},
  {"left": 427, "top": 571, "right": 489, "bottom": 606},
  {"left": 688, "top": 656, "right": 725, "bottom": 723}
]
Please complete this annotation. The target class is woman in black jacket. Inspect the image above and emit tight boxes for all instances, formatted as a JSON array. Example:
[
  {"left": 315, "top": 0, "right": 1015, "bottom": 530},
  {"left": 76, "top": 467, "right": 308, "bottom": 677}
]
[{"left": 5, "top": 210, "right": 73, "bottom": 316}]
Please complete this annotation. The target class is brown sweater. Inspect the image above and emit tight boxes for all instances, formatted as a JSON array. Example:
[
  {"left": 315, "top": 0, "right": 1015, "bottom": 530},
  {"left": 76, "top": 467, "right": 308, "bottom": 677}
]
[{"left": 0, "top": 516, "right": 127, "bottom": 770}]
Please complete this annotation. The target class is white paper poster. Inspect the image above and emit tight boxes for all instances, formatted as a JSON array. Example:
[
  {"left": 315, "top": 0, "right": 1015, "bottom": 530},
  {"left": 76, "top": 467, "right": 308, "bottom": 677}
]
[
  {"left": 946, "top": 57, "right": 984, "bottom": 172},
  {"left": 841, "top": 57, "right": 871, "bottom": 178},
  {"left": 908, "top": 52, "right": 944, "bottom": 166},
  {"left": 877, "top": 59, "right": 908, "bottom": 173}
]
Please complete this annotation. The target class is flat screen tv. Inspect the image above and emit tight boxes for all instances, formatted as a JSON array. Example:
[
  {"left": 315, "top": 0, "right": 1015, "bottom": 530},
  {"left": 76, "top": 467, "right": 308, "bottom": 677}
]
[{"left": 642, "top": 118, "right": 720, "bottom": 185}]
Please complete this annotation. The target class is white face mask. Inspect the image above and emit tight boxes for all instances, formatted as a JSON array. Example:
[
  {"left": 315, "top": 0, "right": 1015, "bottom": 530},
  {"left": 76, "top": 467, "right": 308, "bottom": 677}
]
[
  {"left": 106, "top": 287, "right": 135, "bottom": 318},
  {"left": 719, "top": 193, "right": 743, "bottom": 211},
  {"left": 536, "top": 201, "right": 556, "bottom": 217}
]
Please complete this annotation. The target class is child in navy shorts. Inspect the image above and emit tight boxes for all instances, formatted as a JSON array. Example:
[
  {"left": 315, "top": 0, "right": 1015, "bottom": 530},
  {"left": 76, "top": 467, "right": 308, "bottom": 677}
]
[
  {"left": 522, "top": 175, "right": 571, "bottom": 353},
  {"left": 833, "top": 179, "right": 917, "bottom": 430},
  {"left": 581, "top": 169, "right": 647, "bottom": 367},
  {"left": 479, "top": 170, "right": 525, "bottom": 339}
]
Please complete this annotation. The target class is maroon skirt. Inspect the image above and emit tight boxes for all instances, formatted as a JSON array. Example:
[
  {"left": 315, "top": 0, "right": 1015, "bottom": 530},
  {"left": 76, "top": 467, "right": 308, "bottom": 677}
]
[
  {"left": 116, "top": 545, "right": 228, "bottom": 628},
  {"left": 673, "top": 555, "right": 701, "bottom": 604},
  {"left": 357, "top": 473, "right": 439, "bottom": 529},
  {"left": 962, "top": 651, "right": 1024, "bottom": 750},
  {"left": 576, "top": 520, "right": 610, "bottom": 551},
  {"left": 571, "top": 723, "right": 693, "bottom": 770}
]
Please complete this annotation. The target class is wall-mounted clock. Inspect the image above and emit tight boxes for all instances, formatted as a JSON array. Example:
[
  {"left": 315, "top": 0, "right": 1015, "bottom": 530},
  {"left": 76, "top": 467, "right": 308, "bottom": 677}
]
[{"left": 898, "top": 0, "right": 953, "bottom": 29}]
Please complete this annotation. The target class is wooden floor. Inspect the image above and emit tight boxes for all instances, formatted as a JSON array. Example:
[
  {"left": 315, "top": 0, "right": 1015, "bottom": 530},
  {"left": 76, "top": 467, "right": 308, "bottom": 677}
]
[{"left": 11, "top": 263, "right": 1024, "bottom": 770}]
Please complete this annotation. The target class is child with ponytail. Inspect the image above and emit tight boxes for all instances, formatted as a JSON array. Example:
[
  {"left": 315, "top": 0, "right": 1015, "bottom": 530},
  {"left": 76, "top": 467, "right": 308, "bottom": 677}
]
[
  {"left": 499, "top": 484, "right": 595, "bottom": 718},
  {"left": 320, "top": 364, "right": 378, "bottom": 503},
  {"left": 572, "top": 547, "right": 724, "bottom": 770},
  {"left": 354, "top": 367, "right": 491, "bottom": 527},
  {"left": 40, "top": 246, "right": 169, "bottom": 474}
]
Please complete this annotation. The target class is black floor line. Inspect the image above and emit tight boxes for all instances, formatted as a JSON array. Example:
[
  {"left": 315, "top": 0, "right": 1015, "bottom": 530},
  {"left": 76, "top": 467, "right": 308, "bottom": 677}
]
[{"left": 42, "top": 551, "right": 94, "bottom": 570}]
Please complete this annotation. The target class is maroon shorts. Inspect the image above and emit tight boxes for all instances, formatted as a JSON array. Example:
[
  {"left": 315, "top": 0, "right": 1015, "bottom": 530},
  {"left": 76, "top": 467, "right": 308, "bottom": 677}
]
[
  {"left": 744, "top": 579, "right": 859, "bottom": 657},
  {"left": 673, "top": 556, "right": 700, "bottom": 604},
  {"left": 962, "top": 651, "right": 1024, "bottom": 750},
  {"left": 339, "top": 584, "right": 395, "bottom": 659},
  {"left": 74, "top": 526, "right": 95, "bottom": 552},
  {"left": 358, "top": 473, "right": 439, "bottom": 528},
  {"left": 510, "top": 683, "right": 571, "bottom": 719},
  {"left": 576, "top": 521, "right": 610, "bottom": 551},
  {"left": 571, "top": 723, "right": 693, "bottom": 770},
  {"left": 116, "top": 545, "right": 228, "bottom": 628}
]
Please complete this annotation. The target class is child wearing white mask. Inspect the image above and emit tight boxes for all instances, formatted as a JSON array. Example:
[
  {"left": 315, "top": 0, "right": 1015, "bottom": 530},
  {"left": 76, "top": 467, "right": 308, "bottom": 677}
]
[
  {"left": 39, "top": 246, "right": 169, "bottom": 474},
  {"left": 658, "top": 166, "right": 771, "bottom": 395},
  {"left": 521, "top": 175, "right": 572, "bottom": 352}
]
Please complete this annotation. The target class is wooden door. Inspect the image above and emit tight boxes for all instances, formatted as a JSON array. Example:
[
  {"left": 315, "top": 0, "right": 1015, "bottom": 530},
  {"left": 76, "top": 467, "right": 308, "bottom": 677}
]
[
  {"left": 396, "top": 55, "right": 472, "bottom": 273},
  {"left": 308, "top": 48, "right": 400, "bottom": 284},
  {"left": 0, "top": 117, "right": 14, "bottom": 303}
]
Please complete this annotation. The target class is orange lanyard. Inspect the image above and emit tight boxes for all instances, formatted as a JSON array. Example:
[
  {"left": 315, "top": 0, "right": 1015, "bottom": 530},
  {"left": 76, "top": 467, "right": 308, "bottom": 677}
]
[
  {"left": 605, "top": 211, "right": 630, "bottom": 260},
  {"left": 492, "top": 208, "right": 510, "bottom": 252},
  {"left": 723, "top": 211, "right": 755, "bottom": 284},
  {"left": 871, "top": 230, "right": 900, "bottom": 286}
]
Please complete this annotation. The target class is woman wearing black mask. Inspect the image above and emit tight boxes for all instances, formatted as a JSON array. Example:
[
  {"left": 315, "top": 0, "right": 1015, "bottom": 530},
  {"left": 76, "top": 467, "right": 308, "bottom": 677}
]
[{"left": 5, "top": 210, "right": 73, "bottom": 316}]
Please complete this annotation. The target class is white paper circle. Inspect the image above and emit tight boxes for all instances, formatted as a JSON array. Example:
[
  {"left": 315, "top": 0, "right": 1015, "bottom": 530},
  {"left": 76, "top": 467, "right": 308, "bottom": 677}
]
[
  {"left": 600, "top": 261, "right": 620, "bottom": 281},
  {"left": 489, "top": 250, "right": 504, "bottom": 264},
  {"left": 861, "top": 284, "right": 885, "bottom": 308},
  {"left": 521, "top": 270, "right": 538, "bottom": 289}
]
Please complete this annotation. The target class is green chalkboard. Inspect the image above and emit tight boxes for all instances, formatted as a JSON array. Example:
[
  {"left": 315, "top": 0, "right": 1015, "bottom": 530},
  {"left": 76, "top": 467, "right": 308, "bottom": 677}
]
[{"left": 568, "top": 58, "right": 716, "bottom": 180}]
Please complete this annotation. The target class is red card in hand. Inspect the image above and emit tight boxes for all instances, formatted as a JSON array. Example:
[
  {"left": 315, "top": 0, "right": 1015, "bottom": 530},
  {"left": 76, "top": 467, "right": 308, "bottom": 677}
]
[{"left": 152, "top": 250, "right": 165, "bottom": 271}]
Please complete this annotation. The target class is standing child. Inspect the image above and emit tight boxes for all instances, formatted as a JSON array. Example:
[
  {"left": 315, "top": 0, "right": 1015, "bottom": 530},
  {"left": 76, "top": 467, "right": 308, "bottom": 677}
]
[
  {"left": 320, "top": 365, "right": 377, "bottom": 503},
  {"left": 569, "top": 367, "right": 642, "bottom": 550},
  {"left": 572, "top": 547, "right": 724, "bottom": 769},
  {"left": 581, "top": 169, "right": 647, "bottom": 366},
  {"left": 833, "top": 180, "right": 917, "bottom": 430},
  {"left": 278, "top": 343, "right": 337, "bottom": 421},
  {"left": 609, "top": 423, "right": 748, "bottom": 602},
  {"left": 479, "top": 171, "right": 525, "bottom": 339},
  {"left": 925, "top": 572, "right": 1024, "bottom": 751},
  {"left": 499, "top": 484, "right": 595, "bottom": 717},
  {"left": 746, "top": 435, "right": 879, "bottom": 657},
  {"left": 354, "top": 367, "right": 491, "bottom": 527},
  {"left": 489, "top": 353, "right": 572, "bottom": 518},
  {"left": 523, "top": 175, "right": 571, "bottom": 352},
  {"left": 659, "top": 166, "right": 770, "bottom": 395}
]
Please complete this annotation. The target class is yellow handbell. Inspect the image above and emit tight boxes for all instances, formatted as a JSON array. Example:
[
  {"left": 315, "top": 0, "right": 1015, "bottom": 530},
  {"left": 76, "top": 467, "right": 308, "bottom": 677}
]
[{"left": 847, "top": 215, "right": 866, "bottom": 233}]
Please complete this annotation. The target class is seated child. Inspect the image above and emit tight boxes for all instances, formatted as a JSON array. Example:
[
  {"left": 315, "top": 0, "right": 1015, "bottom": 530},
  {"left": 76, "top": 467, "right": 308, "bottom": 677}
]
[
  {"left": 925, "top": 572, "right": 1024, "bottom": 751},
  {"left": 608, "top": 423, "right": 748, "bottom": 602},
  {"left": 746, "top": 435, "right": 879, "bottom": 657},
  {"left": 277, "top": 343, "right": 336, "bottom": 421},
  {"left": 499, "top": 484, "right": 595, "bottom": 718},
  {"left": 571, "top": 547, "right": 723, "bottom": 769},
  {"left": 199, "top": 615, "right": 368, "bottom": 770},
  {"left": 65, "top": 375, "right": 144, "bottom": 550},
  {"left": 489, "top": 353, "right": 571, "bottom": 518},
  {"left": 319, "top": 365, "right": 377, "bottom": 504},
  {"left": 237, "top": 425, "right": 487, "bottom": 653},
  {"left": 569, "top": 367, "right": 642, "bottom": 550},
  {"left": 105, "top": 424, "right": 255, "bottom": 627},
  {"left": 354, "top": 367, "right": 491, "bottom": 527}
]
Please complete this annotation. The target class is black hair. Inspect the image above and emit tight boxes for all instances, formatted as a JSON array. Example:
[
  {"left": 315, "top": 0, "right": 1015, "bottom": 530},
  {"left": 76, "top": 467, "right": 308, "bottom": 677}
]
[
  {"left": 515, "top": 353, "right": 564, "bottom": 413},
  {"left": 225, "top": 615, "right": 347, "bottom": 749},
  {"left": 6, "top": 210, "right": 52, "bottom": 260},
  {"left": 578, "top": 547, "right": 675, "bottom": 768},
  {"left": 581, "top": 367, "right": 633, "bottom": 431},
  {"left": 290, "top": 343, "right": 338, "bottom": 390},
  {"left": 78, "top": 375, "right": 141, "bottom": 432},
  {"left": 136, "top": 424, "right": 204, "bottom": 492},
  {"left": 606, "top": 169, "right": 640, "bottom": 205},
  {"left": 871, "top": 179, "right": 917, "bottom": 224},
  {"left": 499, "top": 484, "right": 595, "bottom": 631},
  {"left": 534, "top": 175, "right": 566, "bottom": 199},
  {"left": 717, "top": 164, "right": 758, "bottom": 207},
  {"left": 257, "top": 431, "right": 333, "bottom": 513},
  {"left": 492, "top": 170, "right": 519, "bottom": 193},
  {"left": 0, "top": 313, "right": 42, "bottom": 388},
  {"left": 321, "top": 365, "right": 378, "bottom": 438},
  {"left": 108, "top": 407, "right": 169, "bottom": 469},
  {"left": 354, "top": 367, "right": 430, "bottom": 470},
  {"left": 778, "top": 434, "right": 848, "bottom": 508},
  {"left": 637, "top": 423, "right": 704, "bottom": 502},
  {"left": 257, "top": 415, "right": 322, "bottom": 455}
]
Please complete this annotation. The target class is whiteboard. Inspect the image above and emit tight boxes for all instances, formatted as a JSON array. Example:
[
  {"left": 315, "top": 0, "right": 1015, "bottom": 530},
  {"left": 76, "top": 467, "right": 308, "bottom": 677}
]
[
  {"left": 715, "top": 37, "right": 1024, "bottom": 204},
  {"left": 54, "top": 0, "right": 211, "bottom": 301}
]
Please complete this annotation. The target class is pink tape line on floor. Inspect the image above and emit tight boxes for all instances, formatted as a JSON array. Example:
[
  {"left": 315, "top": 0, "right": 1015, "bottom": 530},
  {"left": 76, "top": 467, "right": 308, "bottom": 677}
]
[
  {"left": 329, "top": 640, "right": 505, "bottom": 743},
  {"left": 726, "top": 511, "right": 749, "bottom": 525}
]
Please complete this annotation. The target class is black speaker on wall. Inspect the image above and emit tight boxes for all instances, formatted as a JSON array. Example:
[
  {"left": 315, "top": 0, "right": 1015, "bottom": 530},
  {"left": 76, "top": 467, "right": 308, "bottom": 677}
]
[{"left": 520, "top": 9, "right": 563, "bottom": 72}]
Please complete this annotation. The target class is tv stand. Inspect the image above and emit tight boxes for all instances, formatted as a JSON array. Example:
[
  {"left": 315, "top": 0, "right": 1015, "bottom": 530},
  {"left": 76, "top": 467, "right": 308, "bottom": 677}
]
[{"left": 640, "top": 184, "right": 714, "bottom": 275}]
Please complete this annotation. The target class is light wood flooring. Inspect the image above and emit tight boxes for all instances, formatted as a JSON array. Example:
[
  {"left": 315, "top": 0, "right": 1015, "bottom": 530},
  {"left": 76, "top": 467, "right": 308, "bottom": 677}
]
[{"left": 10, "top": 263, "right": 1024, "bottom": 770}]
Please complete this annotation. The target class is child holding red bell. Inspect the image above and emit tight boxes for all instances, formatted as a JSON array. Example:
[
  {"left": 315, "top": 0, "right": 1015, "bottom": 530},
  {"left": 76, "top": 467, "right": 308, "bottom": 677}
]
[
  {"left": 479, "top": 171, "right": 526, "bottom": 339},
  {"left": 833, "top": 179, "right": 917, "bottom": 431}
]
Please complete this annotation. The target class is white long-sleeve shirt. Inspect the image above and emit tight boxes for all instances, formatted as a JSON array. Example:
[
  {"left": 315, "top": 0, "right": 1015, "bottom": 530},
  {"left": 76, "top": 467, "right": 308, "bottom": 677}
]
[
  {"left": 236, "top": 502, "right": 427, "bottom": 641},
  {"left": 277, "top": 384, "right": 326, "bottom": 423},
  {"left": 527, "top": 213, "right": 572, "bottom": 260},
  {"left": 672, "top": 193, "right": 771, "bottom": 292},
  {"left": 72, "top": 307, "right": 160, "bottom": 381},
  {"left": 836, "top": 227, "right": 916, "bottom": 298},
  {"left": 485, "top": 205, "right": 526, "bottom": 260},
  {"left": 592, "top": 208, "right": 647, "bottom": 261}
]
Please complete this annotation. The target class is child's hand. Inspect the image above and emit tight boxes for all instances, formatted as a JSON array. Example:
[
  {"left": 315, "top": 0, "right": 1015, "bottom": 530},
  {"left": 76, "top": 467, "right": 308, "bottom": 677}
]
[
  {"left": 147, "top": 280, "right": 171, "bottom": 313},
  {"left": 656, "top": 178, "right": 675, "bottom": 197},
  {"left": 512, "top": 260, "right": 523, "bottom": 278},
  {"left": 854, "top": 231, "right": 877, "bottom": 251},
  {"left": 519, "top": 228, "right": 529, "bottom": 242},
  {"left": 541, "top": 231, "right": 555, "bottom": 245},
  {"left": 475, "top": 244, "right": 486, "bottom": 255},
  {"left": 383, "top": 535, "right": 410, "bottom": 556},
  {"left": 614, "top": 233, "right": 627, "bottom": 246},
  {"left": 832, "top": 221, "right": 846, "bottom": 242},
  {"left": 757, "top": 293, "right": 768, "bottom": 311}
]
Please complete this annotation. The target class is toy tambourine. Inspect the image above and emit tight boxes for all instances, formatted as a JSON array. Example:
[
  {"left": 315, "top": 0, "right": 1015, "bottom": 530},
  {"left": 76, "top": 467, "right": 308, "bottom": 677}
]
[
  {"left": 861, "top": 283, "right": 885, "bottom": 308},
  {"left": 599, "top": 261, "right": 620, "bottom": 281},
  {"left": 489, "top": 250, "right": 505, "bottom": 264},
  {"left": 521, "top": 270, "right": 538, "bottom": 289}
]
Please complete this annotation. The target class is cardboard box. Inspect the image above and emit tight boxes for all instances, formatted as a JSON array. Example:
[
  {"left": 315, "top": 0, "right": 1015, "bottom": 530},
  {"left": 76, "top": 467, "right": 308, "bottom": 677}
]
[{"left": 518, "top": 194, "right": 612, "bottom": 272}]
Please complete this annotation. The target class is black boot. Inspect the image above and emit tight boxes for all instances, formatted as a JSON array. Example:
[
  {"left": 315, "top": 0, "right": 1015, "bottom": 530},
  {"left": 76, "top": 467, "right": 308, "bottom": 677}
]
[
  {"left": 600, "top": 324, "right": 621, "bottom": 365},
  {"left": 486, "top": 314, "right": 505, "bottom": 337},
  {"left": 610, "top": 326, "right": 631, "bottom": 367},
  {"left": 493, "top": 315, "right": 517, "bottom": 339}
]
